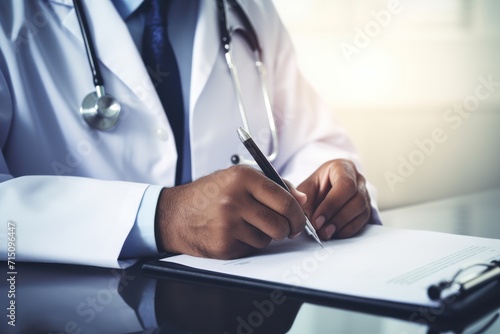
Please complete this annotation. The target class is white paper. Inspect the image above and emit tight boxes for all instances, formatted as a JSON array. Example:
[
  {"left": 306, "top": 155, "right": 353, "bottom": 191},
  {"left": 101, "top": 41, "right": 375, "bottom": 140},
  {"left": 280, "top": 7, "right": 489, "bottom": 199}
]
[{"left": 161, "top": 225, "right": 500, "bottom": 306}]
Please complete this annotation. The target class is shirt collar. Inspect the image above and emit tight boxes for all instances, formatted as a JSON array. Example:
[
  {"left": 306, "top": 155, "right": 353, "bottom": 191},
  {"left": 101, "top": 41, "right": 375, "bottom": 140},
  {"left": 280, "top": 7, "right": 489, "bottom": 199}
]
[{"left": 111, "top": 0, "right": 144, "bottom": 19}]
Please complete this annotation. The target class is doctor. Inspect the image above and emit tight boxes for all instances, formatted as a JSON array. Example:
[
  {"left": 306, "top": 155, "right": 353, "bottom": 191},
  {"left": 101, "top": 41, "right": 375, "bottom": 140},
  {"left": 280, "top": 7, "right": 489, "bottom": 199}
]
[{"left": 0, "top": 0, "right": 379, "bottom": 268}]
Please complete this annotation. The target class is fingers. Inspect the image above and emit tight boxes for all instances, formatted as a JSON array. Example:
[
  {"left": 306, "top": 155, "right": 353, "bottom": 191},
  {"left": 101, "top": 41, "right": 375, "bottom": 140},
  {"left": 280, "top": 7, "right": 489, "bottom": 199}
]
[
  {"left": 246, "top": 170, "right": 306, "bottom": 238},
  {"left": 316, "top": 173, "right": 366, "bottom": 223},
  {"left": 236, "top": 220, "right": 274, "bottom": 249},
  {"left": 156, "top": 165, "right": 310, "bottom": 260},
  {"left": 241, "top": 202, "right": 292, "bottom": 241},
  {"left": 298, "top": 160, "right": 372, "bottom": 240},
  {"left": 312, "top": 163, "right": 359, "bottom": 228},
  {"left": 335, "top": 205, "right": 371, "bottom": 239},
  {"left": 316, "top": 190, "right": 371, "bottom": 240},
  {"left": 284, "top": 180, "right": 307, "bottom": 206},
  {"left": 296, "top": 175, "right": 318, "bottom": 219},
  {"left": 210, "top": 171, "right": 307, "bottom": 257},
  {"left": 207, "top": 221, "right": 273, "bottom": 259}
]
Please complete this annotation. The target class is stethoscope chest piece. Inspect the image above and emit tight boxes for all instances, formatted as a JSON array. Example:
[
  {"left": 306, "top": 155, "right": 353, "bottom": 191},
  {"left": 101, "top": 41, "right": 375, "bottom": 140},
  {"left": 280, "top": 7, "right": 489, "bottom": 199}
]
[
  {"left": 74, "top": 0, "right": 121, "bottom": 131},
  {"left": 80, "top": 86, "right": 121, "bottom": 131}
]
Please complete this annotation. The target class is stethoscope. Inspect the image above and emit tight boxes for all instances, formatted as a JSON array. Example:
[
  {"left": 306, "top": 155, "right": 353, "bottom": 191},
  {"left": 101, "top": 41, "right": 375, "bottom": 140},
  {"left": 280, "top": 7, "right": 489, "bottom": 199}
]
[
  {"left": 217, "top": 0, "right": 279, "bottom": 165},
  {"left": 74, "top": 0, "right": 279, "bottom": 164},
  {"left": 74, "top": 0, "right": 121, "bottom": 131}
]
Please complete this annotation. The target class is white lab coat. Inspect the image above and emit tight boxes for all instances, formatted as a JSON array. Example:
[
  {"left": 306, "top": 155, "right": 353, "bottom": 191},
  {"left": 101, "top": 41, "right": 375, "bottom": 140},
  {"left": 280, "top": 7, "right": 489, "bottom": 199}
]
[{"left": 0, "top": 0, "right": 372, "bottom": 268}]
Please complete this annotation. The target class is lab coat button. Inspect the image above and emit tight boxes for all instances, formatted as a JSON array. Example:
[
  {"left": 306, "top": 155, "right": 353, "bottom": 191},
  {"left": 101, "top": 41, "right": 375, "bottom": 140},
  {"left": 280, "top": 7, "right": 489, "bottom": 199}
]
[{"left": 154, "top": 127, "right": 169, "bottom": 141}]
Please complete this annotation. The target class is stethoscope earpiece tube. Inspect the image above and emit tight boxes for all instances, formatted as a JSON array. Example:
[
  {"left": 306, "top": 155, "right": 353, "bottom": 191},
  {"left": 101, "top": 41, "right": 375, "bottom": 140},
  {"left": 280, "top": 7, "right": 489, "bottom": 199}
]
[
  {"left": 217, "top": 0, "right": 279, "bottom": 165},
  {"left": 226, "top": 0, "right": 260, "bottom": 54},
  {"left": 74, "top": 0, "right": 121, "bottom": 130},
  {"left": 217, "top": 0, "right": 231, "bottom": 50}
]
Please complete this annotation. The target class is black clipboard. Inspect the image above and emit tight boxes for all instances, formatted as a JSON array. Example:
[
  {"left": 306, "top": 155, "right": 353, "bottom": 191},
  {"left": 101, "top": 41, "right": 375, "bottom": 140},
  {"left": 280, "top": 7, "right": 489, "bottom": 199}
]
[{"left": 143, "top": 259, "right": 500, "bottom": 328}]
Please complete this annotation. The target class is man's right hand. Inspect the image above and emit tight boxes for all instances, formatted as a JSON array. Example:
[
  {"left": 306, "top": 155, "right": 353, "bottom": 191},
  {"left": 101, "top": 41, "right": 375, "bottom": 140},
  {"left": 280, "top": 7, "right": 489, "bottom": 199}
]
[{"left": 155, "top": 165, "right": 307, "bottom": 259}]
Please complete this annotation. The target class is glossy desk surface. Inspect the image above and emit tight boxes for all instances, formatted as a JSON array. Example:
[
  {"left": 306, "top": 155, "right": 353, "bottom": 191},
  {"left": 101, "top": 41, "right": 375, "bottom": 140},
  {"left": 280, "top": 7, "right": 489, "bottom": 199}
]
[{"left": 1, "top": 189, "right": 499, "bottom": 334}]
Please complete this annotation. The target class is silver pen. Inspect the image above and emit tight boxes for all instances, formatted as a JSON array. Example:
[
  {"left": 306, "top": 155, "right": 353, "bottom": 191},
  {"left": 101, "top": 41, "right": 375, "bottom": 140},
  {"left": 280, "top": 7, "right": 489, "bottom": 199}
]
[{"left": 237, "top": 127, "right": 323, "bottom": 247}]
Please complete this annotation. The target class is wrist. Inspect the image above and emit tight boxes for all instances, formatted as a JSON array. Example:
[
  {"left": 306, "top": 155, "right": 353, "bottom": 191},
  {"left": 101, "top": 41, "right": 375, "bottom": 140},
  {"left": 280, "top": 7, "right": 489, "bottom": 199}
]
[
  {"left": 154, "top": 187, "right": 170, "bottom": 253},
  {"left": 154, "top": 185, "right": 188, "bottom": 255}
]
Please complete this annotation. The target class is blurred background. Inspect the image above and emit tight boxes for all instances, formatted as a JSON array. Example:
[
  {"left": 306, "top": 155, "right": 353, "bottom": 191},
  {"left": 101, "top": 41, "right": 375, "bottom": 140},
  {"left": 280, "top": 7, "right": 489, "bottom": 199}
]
[{"left": 272, "top": 0, "right": 500, "bottom": 210}]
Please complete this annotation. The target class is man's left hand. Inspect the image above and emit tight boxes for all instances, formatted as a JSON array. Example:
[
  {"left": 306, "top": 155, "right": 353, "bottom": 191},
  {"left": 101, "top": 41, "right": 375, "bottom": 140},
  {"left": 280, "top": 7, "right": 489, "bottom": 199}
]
[{"left": 297, "top": 159, "right": 372, "bottom": 240}]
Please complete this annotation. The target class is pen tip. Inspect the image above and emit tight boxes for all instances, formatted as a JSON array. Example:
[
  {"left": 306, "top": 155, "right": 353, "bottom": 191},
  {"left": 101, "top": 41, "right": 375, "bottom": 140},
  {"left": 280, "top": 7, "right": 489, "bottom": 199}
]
[{"left": 312, "top": 233, "right": 324, "bottom": 248}]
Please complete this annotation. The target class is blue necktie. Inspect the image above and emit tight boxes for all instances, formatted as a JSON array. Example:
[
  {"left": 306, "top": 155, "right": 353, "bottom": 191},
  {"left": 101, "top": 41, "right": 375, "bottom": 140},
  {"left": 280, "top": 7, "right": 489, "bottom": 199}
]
[{"left": 142, "top": 0, "right": 184, "bottom": 185}]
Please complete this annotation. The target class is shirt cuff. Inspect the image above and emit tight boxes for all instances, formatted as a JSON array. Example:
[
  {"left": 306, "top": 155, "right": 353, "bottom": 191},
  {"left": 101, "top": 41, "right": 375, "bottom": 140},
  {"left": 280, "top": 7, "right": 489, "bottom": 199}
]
[{"left": 120, "top": 185, "right": 164, "bottom": 258}]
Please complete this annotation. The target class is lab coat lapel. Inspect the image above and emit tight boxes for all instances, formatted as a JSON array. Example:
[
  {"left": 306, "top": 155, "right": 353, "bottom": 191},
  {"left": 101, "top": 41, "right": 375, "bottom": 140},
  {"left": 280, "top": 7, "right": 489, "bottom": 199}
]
[
  {"left": 54, "top": 0, "right": 163, "bottom": 114},
  {"left": 189, "top": 0, "right": 220, "bottom": 114}
]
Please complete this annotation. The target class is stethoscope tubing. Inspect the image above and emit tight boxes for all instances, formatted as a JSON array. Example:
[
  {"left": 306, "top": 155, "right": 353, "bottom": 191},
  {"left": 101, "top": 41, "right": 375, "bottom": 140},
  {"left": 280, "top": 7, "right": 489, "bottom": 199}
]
[
  {"left": 73, "top": 0, "right": 104, "bottom": 87},
  {"left": 73, "top": 0, "right": 279, "bottom": 162},
  {"left": 217, "top": 0, "right": 279, "bottom": 164}
]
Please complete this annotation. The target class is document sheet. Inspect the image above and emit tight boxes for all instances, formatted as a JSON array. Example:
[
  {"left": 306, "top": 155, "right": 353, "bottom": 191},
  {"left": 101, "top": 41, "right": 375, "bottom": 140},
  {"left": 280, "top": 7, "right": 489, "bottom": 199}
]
[{"left": 161, "top": 225, "right": 500, "bottom": 306}]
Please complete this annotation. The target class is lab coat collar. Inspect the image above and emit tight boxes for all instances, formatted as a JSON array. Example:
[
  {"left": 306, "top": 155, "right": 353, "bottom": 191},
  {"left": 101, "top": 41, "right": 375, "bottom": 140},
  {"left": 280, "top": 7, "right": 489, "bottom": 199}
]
[
  {"left": 48, "top": 0, "right": 73, "bottom": 6},
  {"left": 189, "top": 0, "right": 219, "bottom": 115}
]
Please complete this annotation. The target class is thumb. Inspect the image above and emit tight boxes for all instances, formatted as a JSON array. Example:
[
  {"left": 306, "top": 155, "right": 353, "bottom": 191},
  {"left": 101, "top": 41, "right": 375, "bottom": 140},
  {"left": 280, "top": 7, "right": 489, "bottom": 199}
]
[
  {"left": 296, "top": 177, "right": 317, "bottom": 219},
  {"left": 284, "top": 180, "right": 307, "bottom": 206}
]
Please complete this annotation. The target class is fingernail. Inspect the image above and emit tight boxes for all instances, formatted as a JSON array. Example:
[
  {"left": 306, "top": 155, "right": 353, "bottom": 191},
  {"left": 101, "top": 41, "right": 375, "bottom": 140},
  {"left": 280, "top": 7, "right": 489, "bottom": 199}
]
[
  {"left": 290, "top": 231, "right": 302, "bottom": 239},
  {"left": 325, "top": 224, "right": 336, "bottom": 239},
  {"left": 315, "top": 216, "right": 326, "bottom": 230}
]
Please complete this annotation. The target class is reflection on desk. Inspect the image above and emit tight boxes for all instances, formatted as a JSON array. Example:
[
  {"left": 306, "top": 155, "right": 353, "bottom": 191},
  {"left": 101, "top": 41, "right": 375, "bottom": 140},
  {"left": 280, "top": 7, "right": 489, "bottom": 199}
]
[
  {"left": 0, "top": 189, "right": 499, "bottom": 333},
  {"left": 0, "top": 263, "right": 301, "bottom": 333}
]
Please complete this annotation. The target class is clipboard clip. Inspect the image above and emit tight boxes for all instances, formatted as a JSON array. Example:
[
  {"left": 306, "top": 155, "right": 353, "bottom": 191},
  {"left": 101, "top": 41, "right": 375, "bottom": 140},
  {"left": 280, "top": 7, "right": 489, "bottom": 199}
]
[{"left": 428, "top": 260, "right": 500, "bottom": 301}]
